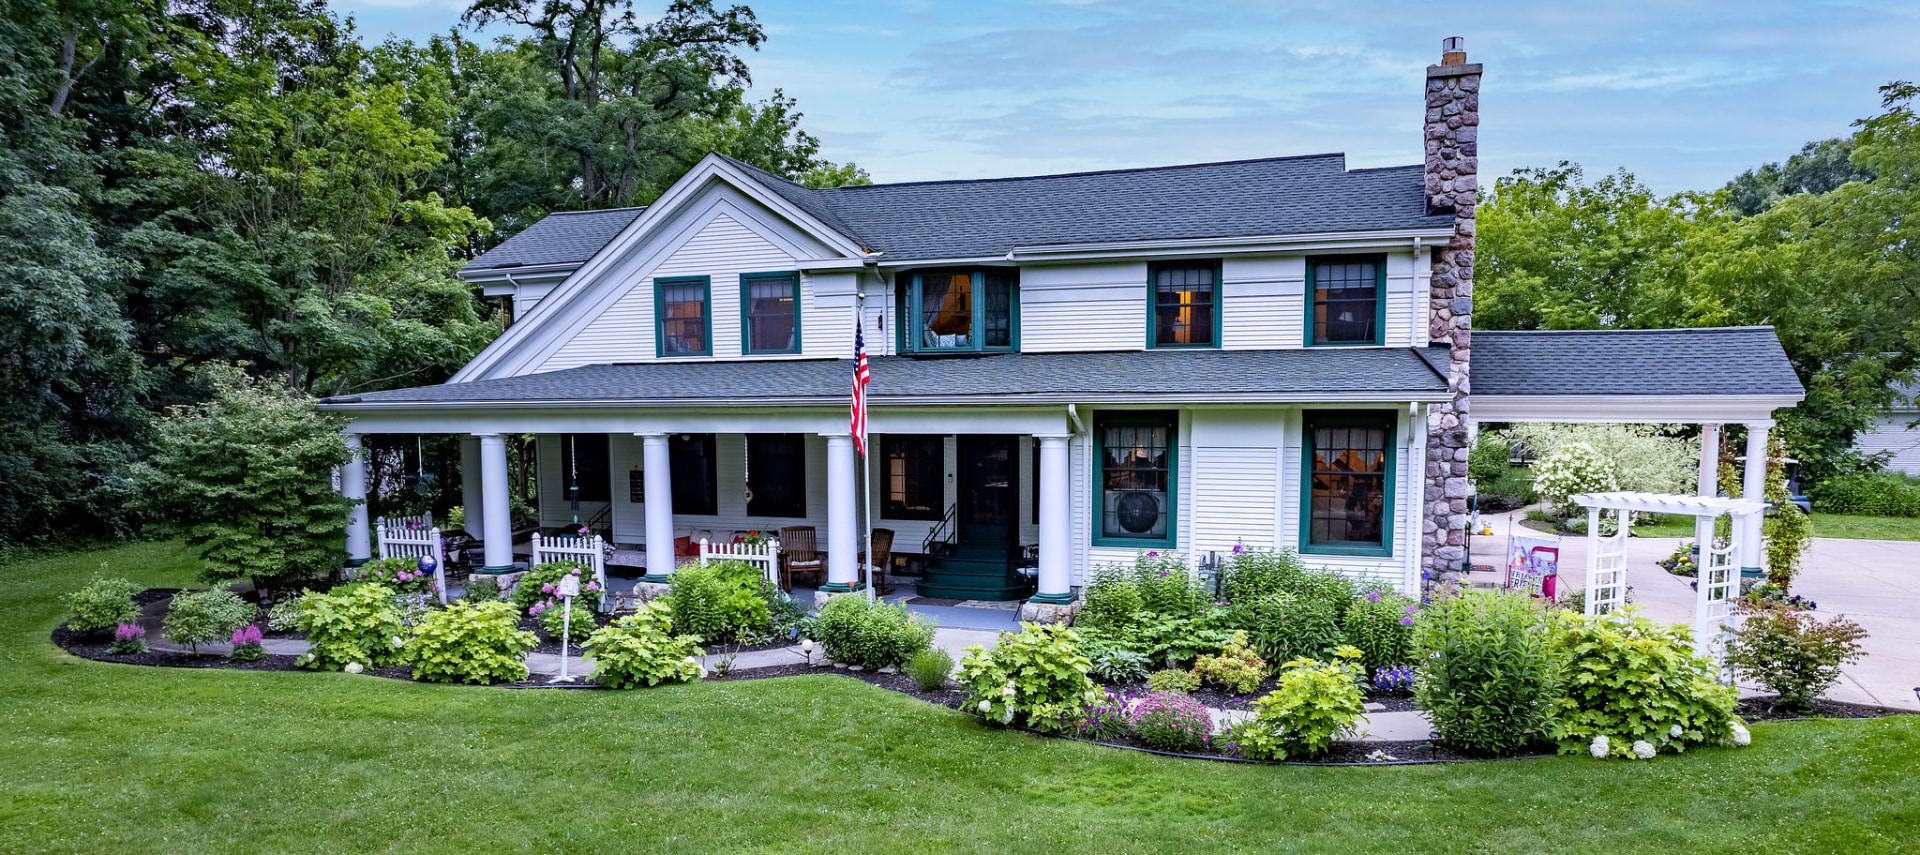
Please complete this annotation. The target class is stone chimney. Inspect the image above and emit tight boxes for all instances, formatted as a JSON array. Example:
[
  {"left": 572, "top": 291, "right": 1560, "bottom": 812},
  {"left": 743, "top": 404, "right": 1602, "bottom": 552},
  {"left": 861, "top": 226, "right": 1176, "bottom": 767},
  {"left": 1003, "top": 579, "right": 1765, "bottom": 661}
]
[{"left": 1422, "top": 37, "right": 1479, "bottom": 586}]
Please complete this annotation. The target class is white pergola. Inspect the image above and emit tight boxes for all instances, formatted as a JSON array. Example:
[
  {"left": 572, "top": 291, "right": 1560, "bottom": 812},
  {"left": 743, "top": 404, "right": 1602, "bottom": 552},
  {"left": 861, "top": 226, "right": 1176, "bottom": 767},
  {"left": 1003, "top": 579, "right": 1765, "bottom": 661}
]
[{"left": 1569, "top": 490, "right": 1767, "bottom": 663}]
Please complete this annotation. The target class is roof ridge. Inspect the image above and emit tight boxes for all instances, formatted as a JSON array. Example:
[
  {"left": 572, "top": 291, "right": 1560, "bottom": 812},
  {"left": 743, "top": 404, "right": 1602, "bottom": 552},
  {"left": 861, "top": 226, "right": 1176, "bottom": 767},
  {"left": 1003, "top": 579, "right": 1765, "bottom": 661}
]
[
  {"left": 818, "top": 153, "right": 1360, "bottom": 192},
  {"left": 1477, "top": 326, "right": 1778, "bottom": 335},
  {"left": 545, "top": 206, "right": 649, "bottom": 216}
]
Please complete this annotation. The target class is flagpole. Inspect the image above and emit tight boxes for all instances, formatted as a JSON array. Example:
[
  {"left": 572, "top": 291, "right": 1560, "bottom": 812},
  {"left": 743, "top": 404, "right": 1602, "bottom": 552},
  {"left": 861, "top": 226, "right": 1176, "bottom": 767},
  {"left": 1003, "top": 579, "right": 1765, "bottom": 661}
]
[{"left": 858, "top": 290, "right": 877, "bottom": 604}]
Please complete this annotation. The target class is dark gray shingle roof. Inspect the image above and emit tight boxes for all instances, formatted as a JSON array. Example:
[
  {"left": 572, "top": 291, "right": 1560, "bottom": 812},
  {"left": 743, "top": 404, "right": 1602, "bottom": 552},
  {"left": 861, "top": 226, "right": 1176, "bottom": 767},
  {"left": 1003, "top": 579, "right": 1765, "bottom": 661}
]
[
  {"left": 324, "top": 348, "right": 1451, "bottom": 408},
  {"left": 466, "top": 207, "right": 647, "bottom": 271},
  {"left": 1471, "top": 327, "right": 1804, "bottom": 397},
  {"left": 463, "top": 153, "right": 1451, "bottom": 273}
]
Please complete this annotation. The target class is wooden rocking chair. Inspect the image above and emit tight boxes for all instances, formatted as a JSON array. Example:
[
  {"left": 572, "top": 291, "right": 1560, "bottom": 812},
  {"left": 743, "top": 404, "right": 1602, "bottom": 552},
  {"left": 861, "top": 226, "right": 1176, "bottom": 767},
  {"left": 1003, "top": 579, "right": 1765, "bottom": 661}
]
[
  {"left": 859, "top": 528, "right": 895, "bottom": 596},
  {"left": 778, "top": 526, "right": 825, "bottom": 590}
]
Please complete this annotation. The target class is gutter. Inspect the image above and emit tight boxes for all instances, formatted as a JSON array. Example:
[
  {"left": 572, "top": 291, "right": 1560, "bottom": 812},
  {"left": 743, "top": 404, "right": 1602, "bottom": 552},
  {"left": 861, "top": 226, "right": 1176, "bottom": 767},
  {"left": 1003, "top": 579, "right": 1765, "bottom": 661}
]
[{"left": 319, "top": 389, "right": 1458, "bottom": 412}]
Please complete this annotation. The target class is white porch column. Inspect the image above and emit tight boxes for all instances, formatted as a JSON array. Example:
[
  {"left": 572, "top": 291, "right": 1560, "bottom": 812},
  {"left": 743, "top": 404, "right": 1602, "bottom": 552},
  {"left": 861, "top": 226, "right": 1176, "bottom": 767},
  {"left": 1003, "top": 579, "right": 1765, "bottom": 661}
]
[
  {"left": 1740, "top": 422, "right": 1770, "bottom": 577},
  {"left": 342, "top": 432, "right": 371, "bottom": 565},
  {"left": 640, "top": 433, "right": 675, "bottom": 581},
  {"left": 822, "top": 432, "right": 861, "bottom": 592},
  {"left": 1695, "top": 423, "right": 1721, "bottom": 552},
  {"left": 1030, "top": 434, "right": 1073, "bottom": 604},
  {"left": 460, "top": 435, "right": 485, "bottom": 540},
  {"left": 477, "top": 433, "right": 514, "bottom": 572}
]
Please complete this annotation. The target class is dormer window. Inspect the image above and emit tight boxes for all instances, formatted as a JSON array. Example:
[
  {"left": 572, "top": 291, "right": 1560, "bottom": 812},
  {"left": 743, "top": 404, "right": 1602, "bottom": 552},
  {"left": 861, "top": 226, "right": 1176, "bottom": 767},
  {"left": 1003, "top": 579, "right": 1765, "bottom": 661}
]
[
  {"left": 1307, "top": 256, "right": 1383, "bottom": 346},
  {"left": 900, "top": 269, "right": 1017, "bottom": 353}
]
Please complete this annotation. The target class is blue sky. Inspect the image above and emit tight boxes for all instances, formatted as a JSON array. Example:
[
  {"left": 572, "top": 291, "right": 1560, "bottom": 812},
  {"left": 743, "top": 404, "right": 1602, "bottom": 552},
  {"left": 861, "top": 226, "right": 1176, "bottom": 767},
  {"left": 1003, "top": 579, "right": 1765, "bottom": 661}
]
[{"left": 334, "top": 0, "right": 1920, "bottom": 193}]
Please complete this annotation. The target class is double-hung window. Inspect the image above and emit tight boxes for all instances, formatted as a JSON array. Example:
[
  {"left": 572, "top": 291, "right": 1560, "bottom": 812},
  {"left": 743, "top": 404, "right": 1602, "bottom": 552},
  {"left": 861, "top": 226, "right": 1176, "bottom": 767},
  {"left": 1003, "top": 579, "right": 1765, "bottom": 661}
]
[
  {"left": 656, "top": 276, "right": 712, "bottom": 357},
  {"left": 1301, "top": 411, "right": 1394, "bottom": 555},
  {"left": 1307, "top": 256, "right": 1383, "bottom": 346},
  {"left": 1093, "top": 412, "right": 1177, "bottom": 548},
  {"left": 882, "top": 435, "right": 944, "bottom": 520},
  {"left": 899, "top": 269, "right": 1017, "bottom": 353},
  {"left": 1149, "top": 261, "right": 1220, "bottom": 348},
  {"left": 740, "top": 272, "right": 801, "bottom": 355},
  {"left": 744, "top": 434, "right": 806, "bottom": 517}
]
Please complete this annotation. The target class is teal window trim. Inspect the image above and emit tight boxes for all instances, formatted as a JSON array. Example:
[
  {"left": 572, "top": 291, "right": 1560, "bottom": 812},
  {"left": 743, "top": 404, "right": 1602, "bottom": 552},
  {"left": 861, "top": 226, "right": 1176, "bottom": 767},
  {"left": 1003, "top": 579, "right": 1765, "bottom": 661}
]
[
  {"left": 654, "top": 275, "right": 713, "bottom": 358},
  {"left": 1304, "top": 255, "right": 1387, "bottom": 347},
  {"left": 1090, "top": 410, "right": 1179, "bottom": 549},
  {"left": 738, "top": 271, "right": 803, "bottom": 355},
  {"left": 1145, "top": 260, "right": 1223, "bottom": 349},
  {"left": 1298, "top": 410, "right": 1396, "bottom": 558},
  {"left": 900, "top": 268, "right": 1019, "bottom": 355}
]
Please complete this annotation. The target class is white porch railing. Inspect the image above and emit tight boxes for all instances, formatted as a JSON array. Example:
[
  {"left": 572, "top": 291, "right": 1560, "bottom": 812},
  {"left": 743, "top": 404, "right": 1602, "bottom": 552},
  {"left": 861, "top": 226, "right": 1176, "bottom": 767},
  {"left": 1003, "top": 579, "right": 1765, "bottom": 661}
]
[
  {"left": 700, "top": 537, "right": 782, "bottom": 588},
  {"left": 376, "top": 513, "right": 447, "bottom": 604},
  {"left": 532, "top": 532, "right": 608, "bottom": 609}
]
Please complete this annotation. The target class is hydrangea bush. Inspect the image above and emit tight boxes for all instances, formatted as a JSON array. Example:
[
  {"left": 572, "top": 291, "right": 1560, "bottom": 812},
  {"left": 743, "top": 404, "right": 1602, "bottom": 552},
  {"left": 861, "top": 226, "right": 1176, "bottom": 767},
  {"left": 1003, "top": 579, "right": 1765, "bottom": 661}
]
[
  {"left": 584, "top": 601, "right": 704, "bottom": 689},
  {"left": 1531, "top": 442, "right": 1617, "bottom": 516},
  {"left": 1547, "top": 609, "right": 1741, "bottom": 759},
  {"left": 408, "top": 601, "right": 538, "bottom": 684},
  {"left": 957, "top": 623, "right": 1101, "bottom": 732}
]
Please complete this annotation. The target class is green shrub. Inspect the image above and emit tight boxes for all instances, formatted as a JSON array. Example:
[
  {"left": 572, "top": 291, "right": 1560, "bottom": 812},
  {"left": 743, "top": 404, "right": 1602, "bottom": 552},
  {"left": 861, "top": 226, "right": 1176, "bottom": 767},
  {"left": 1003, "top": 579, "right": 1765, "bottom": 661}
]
[
  {"left": 162, "top": 589, "right": 254, "bottom": 653},
  {"left": 354, "top": 556, "right": 438, "bottom": 597},
  {"left": 713, "top": 560, "right": 774, "bottom": 642},
  {"left": 1232, "top": 592, "right": 1344, "bottom": 663},
  {"left": 1122, "top": 611, "right": 1235, "bottom": 667},
  {"left": 64, "top": 576, "right": 142, "bottom": 634},
  {"left": 958, "top": 623, "right": 1101, "bottom": 732},
  {"left": 1088, "top": 648, "right": 1151, "bottom": 684},
  {"left": 1192, "top": 631, "right": 1267, "bottom": 695},
  {"left": 1811, "top": 470, "right": 1920, "bottom": 517},
  {"left": 1146, "top": 668, "right": 1199, "bottom": 694},
  {"left": 1128, "top": 692, "right": 1213, "bottom": 752},
  {"left": 1725, "top": 601, "right": 1869, "bottom": 711},
  {"left": 665, "top": 563, "right": 726, "bottom": 641},
  {"left": 462, "top": 575, "right": 501, "bottom": 603},
  {"left": 1413, "top": 589, "right": 1560, "bottom": 754},
  {"left": 905, "top": 648, "right": 954, "bottom": 691},
  {"left": 584, "top": 601, "right": 704, "bottom": 689},
  {"left": 538, "top": 597, "right": 596, "bottom": 645},
  {"left": 815, "top": 595, "right": 934, "bottom": 669},
  {"left": 407, "top": 601, "right": 537, "bottom": 684},
  {"left": 1478, "top": 467, "right": 1539, "bottom": 512},
  {"left": 1532, "top": 442, "right": 1617, "bottom": 516},
  {"left": 1129, "top": 552, "right": 1211, "bottom": 618},
  {"left": 1074, "top": 564, "right": 1147, "bottom": 631},
  {"left": 265, "top": 591, "right": 307, "bottom": 632},
  {"left": 1468, "top": 434, "right": 1511, "bottom": 487},
  {"left": 1548, "top": 609, "right": 1740, "bottom": 759},
  {"left": 512, "top": 561, "right": 596, "bottom": 612},
  {"left": 295, "top": 582, "right": 407, "bottom": 670},
  {"left": 1220, "top": 549, "right": 1304, "bottom": 604},
  {"left": 1342, "top": 589, "right": 1417, "bottom": 673},
  {"left": 1229, "top": 648, "right": 1366, "bottom": 760}
]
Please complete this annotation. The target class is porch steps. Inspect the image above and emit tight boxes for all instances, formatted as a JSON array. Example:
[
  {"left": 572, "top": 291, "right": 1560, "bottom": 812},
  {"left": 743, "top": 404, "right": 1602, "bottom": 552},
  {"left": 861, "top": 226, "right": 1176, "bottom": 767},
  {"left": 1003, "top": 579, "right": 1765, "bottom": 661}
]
[{"left": 918, "top": 542, "right": 1032, "bottom": 601}]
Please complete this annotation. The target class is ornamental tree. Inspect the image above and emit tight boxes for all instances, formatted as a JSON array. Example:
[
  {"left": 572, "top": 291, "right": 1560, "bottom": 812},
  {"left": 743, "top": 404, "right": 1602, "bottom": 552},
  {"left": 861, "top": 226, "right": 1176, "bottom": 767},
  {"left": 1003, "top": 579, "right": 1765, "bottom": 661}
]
[{"left": 143, "top": 366, "right": 352, "bottom": 588}]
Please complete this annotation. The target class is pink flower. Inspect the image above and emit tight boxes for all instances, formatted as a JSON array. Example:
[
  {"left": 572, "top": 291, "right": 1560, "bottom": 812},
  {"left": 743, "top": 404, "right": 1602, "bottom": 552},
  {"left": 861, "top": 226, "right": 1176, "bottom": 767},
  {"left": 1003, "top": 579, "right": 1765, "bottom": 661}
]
[{"left": 542, "top": 582, "right": 556, "bottom": 594}]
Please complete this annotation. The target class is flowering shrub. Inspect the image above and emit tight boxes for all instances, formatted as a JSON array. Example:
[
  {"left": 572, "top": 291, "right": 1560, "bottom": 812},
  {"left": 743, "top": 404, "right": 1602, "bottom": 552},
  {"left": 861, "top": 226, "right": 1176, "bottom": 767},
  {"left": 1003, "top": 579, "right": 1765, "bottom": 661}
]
[
  {"left": 1229, "top": 649, "right": 1366, "bottom": 760},
  {"left": 1507, "top": 424, "right": 1694, "bottom": 500},
  {"left": 1413, "top": 589, "right": 1560, "bottom": 754},
  {"left": 295, "top": 582, "right": 407, "bottom": 671},
  {"left": 407, "top": 601, "right": 538, "bottom": 684},
  {"left": 816, "top": 595, "right": 935, "bottom": 669},
  {"left": 1192, "top": 631, "right": 1267, "bottom": 695},
  {"left": 1658, "top": 542, "right": 1699, "bottom": 576},
  {"left": 162, "top": 589, "right": 254, "bottom": 654},
  {"left": 1129, "top": 691, "right": 1214, "bottom": 752},
  {"left": 1547, "top": 609, "right": 1741, "bottom": 759},
  {"left": 108, "top": 622, "right": 148, "bottom": 655},
  {"left": 957, "top": 623, "right": 1101, "bottom": 732},
  {"left": 1372, "top": 665, "right": 1416, "bottom": 695},
  {"left": 512, "top": 561, "right": 597, "bottom": 612},
  {"left": 584, "top": 601, "right": 704, "bottom": 689},
  {"left": 1087, "top": 648, "right": 1152, "bottom": 684},
  {"left": 1146, "top": 668, "right": 1200, "bottom": 694},
  {"left": 355, "top": 556, "right": 438, "bottom": 597},
  {"left": 1725, "top": 601, "right": 1868, "bottom": 711},
  {"left": 64, "top": 576, "right": 142, "bottom": 635},
  {"left": 1069, "top": 688, "right": 1136, "bottom": 741},
  {"left": 1531, "top": 442, "right": 1617, "bottom": 516},
  {"left": 1342, "top": 588, "right": 1417, "bottom": 673},
  {"left": 229, "top": 624, "right": 266, "bottom": 662}
]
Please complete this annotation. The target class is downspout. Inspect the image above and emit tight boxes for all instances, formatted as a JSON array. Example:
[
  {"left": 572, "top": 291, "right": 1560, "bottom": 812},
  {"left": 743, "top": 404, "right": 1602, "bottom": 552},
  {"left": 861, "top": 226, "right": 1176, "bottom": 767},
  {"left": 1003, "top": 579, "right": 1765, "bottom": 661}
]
[
  {"left": 1066, "top": 403, "right": 1085, "bottom": 435},
  {"left": 1406, "top": 401, "right": 1428, "bottom": 596}
]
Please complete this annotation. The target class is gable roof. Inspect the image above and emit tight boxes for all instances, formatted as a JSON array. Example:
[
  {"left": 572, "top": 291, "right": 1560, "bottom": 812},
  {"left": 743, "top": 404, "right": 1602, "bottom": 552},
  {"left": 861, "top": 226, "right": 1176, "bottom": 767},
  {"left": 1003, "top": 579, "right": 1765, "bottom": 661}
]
[
  {"left": 1471, "top": 327, "right": 1805, "bottom": 397},
  {"left": 324, "top": 347, "right": 1453, "bottom": 409},
  {"left": 462, "top": 153, "right": 1451, "bottom": 274}
]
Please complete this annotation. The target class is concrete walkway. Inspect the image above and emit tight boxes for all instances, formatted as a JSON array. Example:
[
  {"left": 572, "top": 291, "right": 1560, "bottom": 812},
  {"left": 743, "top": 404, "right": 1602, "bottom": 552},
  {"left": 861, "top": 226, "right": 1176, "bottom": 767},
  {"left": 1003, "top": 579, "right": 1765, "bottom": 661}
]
[{"left": 1471, "top": 507, "right": 1920, "bottom": 710}]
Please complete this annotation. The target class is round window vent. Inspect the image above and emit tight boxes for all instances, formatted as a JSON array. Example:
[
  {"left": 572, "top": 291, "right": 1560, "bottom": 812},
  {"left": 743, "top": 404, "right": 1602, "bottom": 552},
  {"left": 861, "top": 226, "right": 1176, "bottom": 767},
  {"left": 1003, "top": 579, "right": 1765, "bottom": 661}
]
[{"left": 1114, "top": 491, "right": 1162, "bottom": 534}]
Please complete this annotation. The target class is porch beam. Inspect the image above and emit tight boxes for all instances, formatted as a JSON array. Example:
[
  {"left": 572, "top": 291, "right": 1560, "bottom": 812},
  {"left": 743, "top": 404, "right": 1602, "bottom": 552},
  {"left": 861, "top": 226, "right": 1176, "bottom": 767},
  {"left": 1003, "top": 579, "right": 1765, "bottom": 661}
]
[
  {"left": 1030, "top": 434, "right": 1073, "bottom": 604},
  {"left": 640, "top": 433, "right": 674, "bottom": 582},
  {"left": 820, "top": 433, "right": 861, "bottom": 592},
  {"left": 477, "top": 433, "right": 513, "bottom": 572},
  {"left": 342, "top": 433, "right": 371, "bottom": 565}
]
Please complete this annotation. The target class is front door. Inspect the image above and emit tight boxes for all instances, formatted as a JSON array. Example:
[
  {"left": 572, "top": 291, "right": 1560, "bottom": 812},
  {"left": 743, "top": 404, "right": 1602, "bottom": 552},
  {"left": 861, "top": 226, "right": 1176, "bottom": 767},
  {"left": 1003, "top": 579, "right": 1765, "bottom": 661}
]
[{"left": 956, "top": 435, "right": 1017, "bottom": 547}]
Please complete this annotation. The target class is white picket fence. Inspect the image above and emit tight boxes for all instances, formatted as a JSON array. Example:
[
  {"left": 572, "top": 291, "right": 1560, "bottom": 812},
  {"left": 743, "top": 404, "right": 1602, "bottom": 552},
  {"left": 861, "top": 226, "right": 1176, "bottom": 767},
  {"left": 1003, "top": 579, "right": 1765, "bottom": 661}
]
[
  {"left": 375, "top": 513, "right": 447, "bottom": 604},
  {"left": 699, "top": 537, "right": 782, "bottom": 588},
  {"left": 532, "top": 532, "right": 608, "bottom": 610}
]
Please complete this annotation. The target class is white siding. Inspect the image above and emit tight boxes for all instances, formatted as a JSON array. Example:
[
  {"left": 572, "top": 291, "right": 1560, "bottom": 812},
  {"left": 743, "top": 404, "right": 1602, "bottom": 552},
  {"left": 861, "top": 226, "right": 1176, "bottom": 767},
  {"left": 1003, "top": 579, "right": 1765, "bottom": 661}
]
[
  {"left": 1221, "top": 256, "right": 1304, "bottom": 349},
  {"left": 1189, "top": 409, "right": 1286, "bottom": 552},
  {"left": 1855, "top": 413, "right": 1920, "bottom": 475},
  {"left": 1019, "top": 262, "right": 1148, "bottom": 353}
]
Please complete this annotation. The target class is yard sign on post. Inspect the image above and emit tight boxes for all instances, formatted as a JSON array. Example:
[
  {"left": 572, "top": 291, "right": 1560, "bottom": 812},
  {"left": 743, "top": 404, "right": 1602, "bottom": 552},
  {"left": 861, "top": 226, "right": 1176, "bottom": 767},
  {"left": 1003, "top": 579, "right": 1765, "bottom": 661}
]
[{"left": 550, "top": 573, "right": 580, "bottom": 684}]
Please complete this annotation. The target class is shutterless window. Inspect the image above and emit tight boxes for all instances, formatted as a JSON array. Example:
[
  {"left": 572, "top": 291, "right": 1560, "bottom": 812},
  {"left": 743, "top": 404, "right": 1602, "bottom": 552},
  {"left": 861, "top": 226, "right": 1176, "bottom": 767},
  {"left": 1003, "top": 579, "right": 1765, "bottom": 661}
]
[
  {"left": 557, "top": 434, "right": 610, "bottom": 503},
  {"left": 668, "top": 433, "right": 718, "bottom": 515},
  {"left": 1095, "top": 413, "right": 1175, "bottom": 546},
  {"left": 657, "top": 277, "right": 710, "bottom": 356},
  {"left": 745, "top": 434, "right": 806, "bottom": 518},
  {"left": 904, "top": 269, "right": 1016, "bottom": 353},
  {"left": 882, "top": 435, "right": 944, "bottom": 520},
  {"left": 1309, "top": 258, "right": 1381, "bottom": 345},
  {"left": 1151, "top": 262, "right": 1219, "bottom": 347},
  {"left": 1304, "top": 413, "right": 1392, "bottom": 553},
  {"left": 742, "top": 273, "right": 800, "bottom": 354}
]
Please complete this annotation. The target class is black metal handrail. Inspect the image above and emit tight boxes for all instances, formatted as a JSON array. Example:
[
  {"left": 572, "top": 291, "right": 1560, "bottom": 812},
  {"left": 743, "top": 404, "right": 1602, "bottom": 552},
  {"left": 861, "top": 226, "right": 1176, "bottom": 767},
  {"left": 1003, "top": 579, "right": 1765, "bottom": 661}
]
[{"left": 922, "top": 502, "right": 958, "bottom": 555}]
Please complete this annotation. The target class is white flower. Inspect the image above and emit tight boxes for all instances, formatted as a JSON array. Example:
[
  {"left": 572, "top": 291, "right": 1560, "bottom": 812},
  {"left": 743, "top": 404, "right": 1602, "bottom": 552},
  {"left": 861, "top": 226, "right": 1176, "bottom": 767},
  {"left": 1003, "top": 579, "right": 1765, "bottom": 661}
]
[
  {"left": 978, "top": 699, "right": 992, "bottom": 714},
  {"left": 1589, "top": 735, "right": 1610, "bottom": 759},
  {"left": 1731, "top": 722, "right": 1751, "bottom": 747},
  {"left": 1631, "top": 740, "right": 1656, "bottom": 760},
  {"left": 390, "top": 636, "right": 405, "bottom": 649},
  {"left": 999, "top": 708, "right": 1014, "bottom": 725},
  {"left": 1002, "top": 682, "right": 1017, "bottom": 698},
  {"left": 343, "top": 662, "right": 364, "bottom": 674},
  {"left": 1669, "top": 724, "right": 1684, "bottom": 739}
]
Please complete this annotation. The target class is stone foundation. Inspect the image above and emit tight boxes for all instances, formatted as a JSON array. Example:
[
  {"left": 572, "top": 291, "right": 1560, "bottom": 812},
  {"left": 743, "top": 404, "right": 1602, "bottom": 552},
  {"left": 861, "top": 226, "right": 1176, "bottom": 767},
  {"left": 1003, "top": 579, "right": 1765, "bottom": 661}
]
[
  {"left": 1016, "top": 600, "right": 1078, "bottom": 625},
  {"left": 812, "top": 588, "right": 864, "bottom": 611}
]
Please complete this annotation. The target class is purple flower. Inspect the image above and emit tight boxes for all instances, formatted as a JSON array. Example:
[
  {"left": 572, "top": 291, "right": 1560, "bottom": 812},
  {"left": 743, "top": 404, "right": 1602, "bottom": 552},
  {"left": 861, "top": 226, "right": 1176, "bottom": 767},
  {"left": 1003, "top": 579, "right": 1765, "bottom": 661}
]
[
  {"left": 542, "top": 582, "right": 556, "bottom": 594},
  {"left": 1366, "top": 590, "right": 1383, "bottom": 603},
  {"left": 113, "top": 623, "right": 145, "bottom": 642},
  {"left": 231, "top": 624, "right": 263, "bottom": 647},
  {"left": 1399, "top": 615, "right": 1414, "bottom": 626},
  {"left": 1231, "top": 543, "right": 1244, "bottom": 555},
  {"left": 1145, "top": 550, "right": 1158, "bottom": 558}
]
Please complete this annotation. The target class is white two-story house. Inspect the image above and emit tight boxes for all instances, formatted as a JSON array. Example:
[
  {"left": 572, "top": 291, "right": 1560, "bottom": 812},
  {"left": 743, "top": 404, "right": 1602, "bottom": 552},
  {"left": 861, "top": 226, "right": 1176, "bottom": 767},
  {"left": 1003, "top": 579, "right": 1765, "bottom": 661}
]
[{"left": 321, "top": 40, "right": 1805, "bottom": 613}]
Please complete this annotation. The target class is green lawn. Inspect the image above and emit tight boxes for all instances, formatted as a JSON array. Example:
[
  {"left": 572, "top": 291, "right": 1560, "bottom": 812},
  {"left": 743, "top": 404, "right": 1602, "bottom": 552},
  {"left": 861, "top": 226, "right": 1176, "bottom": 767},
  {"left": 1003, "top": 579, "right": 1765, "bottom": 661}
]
[
  {"left": 4, "top": 543, "right": 1919, "bottom": 853},
  {"left": 1809, "top": 513, "right": 1920, "bottom": 541}
]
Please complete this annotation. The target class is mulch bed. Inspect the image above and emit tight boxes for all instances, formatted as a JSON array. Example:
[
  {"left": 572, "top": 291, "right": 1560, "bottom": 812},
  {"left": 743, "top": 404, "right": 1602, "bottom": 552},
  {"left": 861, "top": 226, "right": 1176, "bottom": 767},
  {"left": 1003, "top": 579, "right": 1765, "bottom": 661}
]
[
  {"left": 1106, "top": 678, "right": 1418, "bottom": 713},
  {"left": 1736, "top": 695, "right": 1912, "bottom": 721}
]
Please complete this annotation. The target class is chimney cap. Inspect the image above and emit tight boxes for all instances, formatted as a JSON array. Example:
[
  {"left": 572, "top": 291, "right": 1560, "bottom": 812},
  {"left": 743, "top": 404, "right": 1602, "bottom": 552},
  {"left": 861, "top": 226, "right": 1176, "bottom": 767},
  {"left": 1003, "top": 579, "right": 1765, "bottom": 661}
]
[{"left": 1442, "top": 36, "right": 1464, "bottom": 52}]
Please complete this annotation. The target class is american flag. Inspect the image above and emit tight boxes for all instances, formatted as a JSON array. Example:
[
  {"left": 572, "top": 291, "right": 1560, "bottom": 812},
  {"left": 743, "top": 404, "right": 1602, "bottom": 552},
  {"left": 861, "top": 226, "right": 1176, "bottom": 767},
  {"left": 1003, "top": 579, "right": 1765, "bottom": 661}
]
[{"left": 851, "top": 328, "right": 871, "bottom": 456}]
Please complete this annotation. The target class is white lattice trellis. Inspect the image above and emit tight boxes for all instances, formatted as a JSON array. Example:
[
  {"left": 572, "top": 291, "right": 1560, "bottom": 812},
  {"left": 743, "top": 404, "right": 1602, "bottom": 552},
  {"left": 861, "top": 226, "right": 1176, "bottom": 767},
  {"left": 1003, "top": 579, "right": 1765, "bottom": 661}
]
[
  {"left": 1583, "top": 507, "right": 1630, "bottom": 617},
  {"left": 376, "top": 513, "right": 447, "bottom": 604},
  {"left": 699, "top": 537, "right": 782, "bottom": 588},
  {"left": 532, "top": 532, "right": 608, "bottom": 609}
]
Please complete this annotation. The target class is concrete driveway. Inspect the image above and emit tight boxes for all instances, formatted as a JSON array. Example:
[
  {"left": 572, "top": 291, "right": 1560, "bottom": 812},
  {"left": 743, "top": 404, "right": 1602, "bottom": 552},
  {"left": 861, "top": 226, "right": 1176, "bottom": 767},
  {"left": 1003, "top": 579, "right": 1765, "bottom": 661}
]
[{"left": 1470, "top": 510, "right": 1919, "bottom": 710}]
